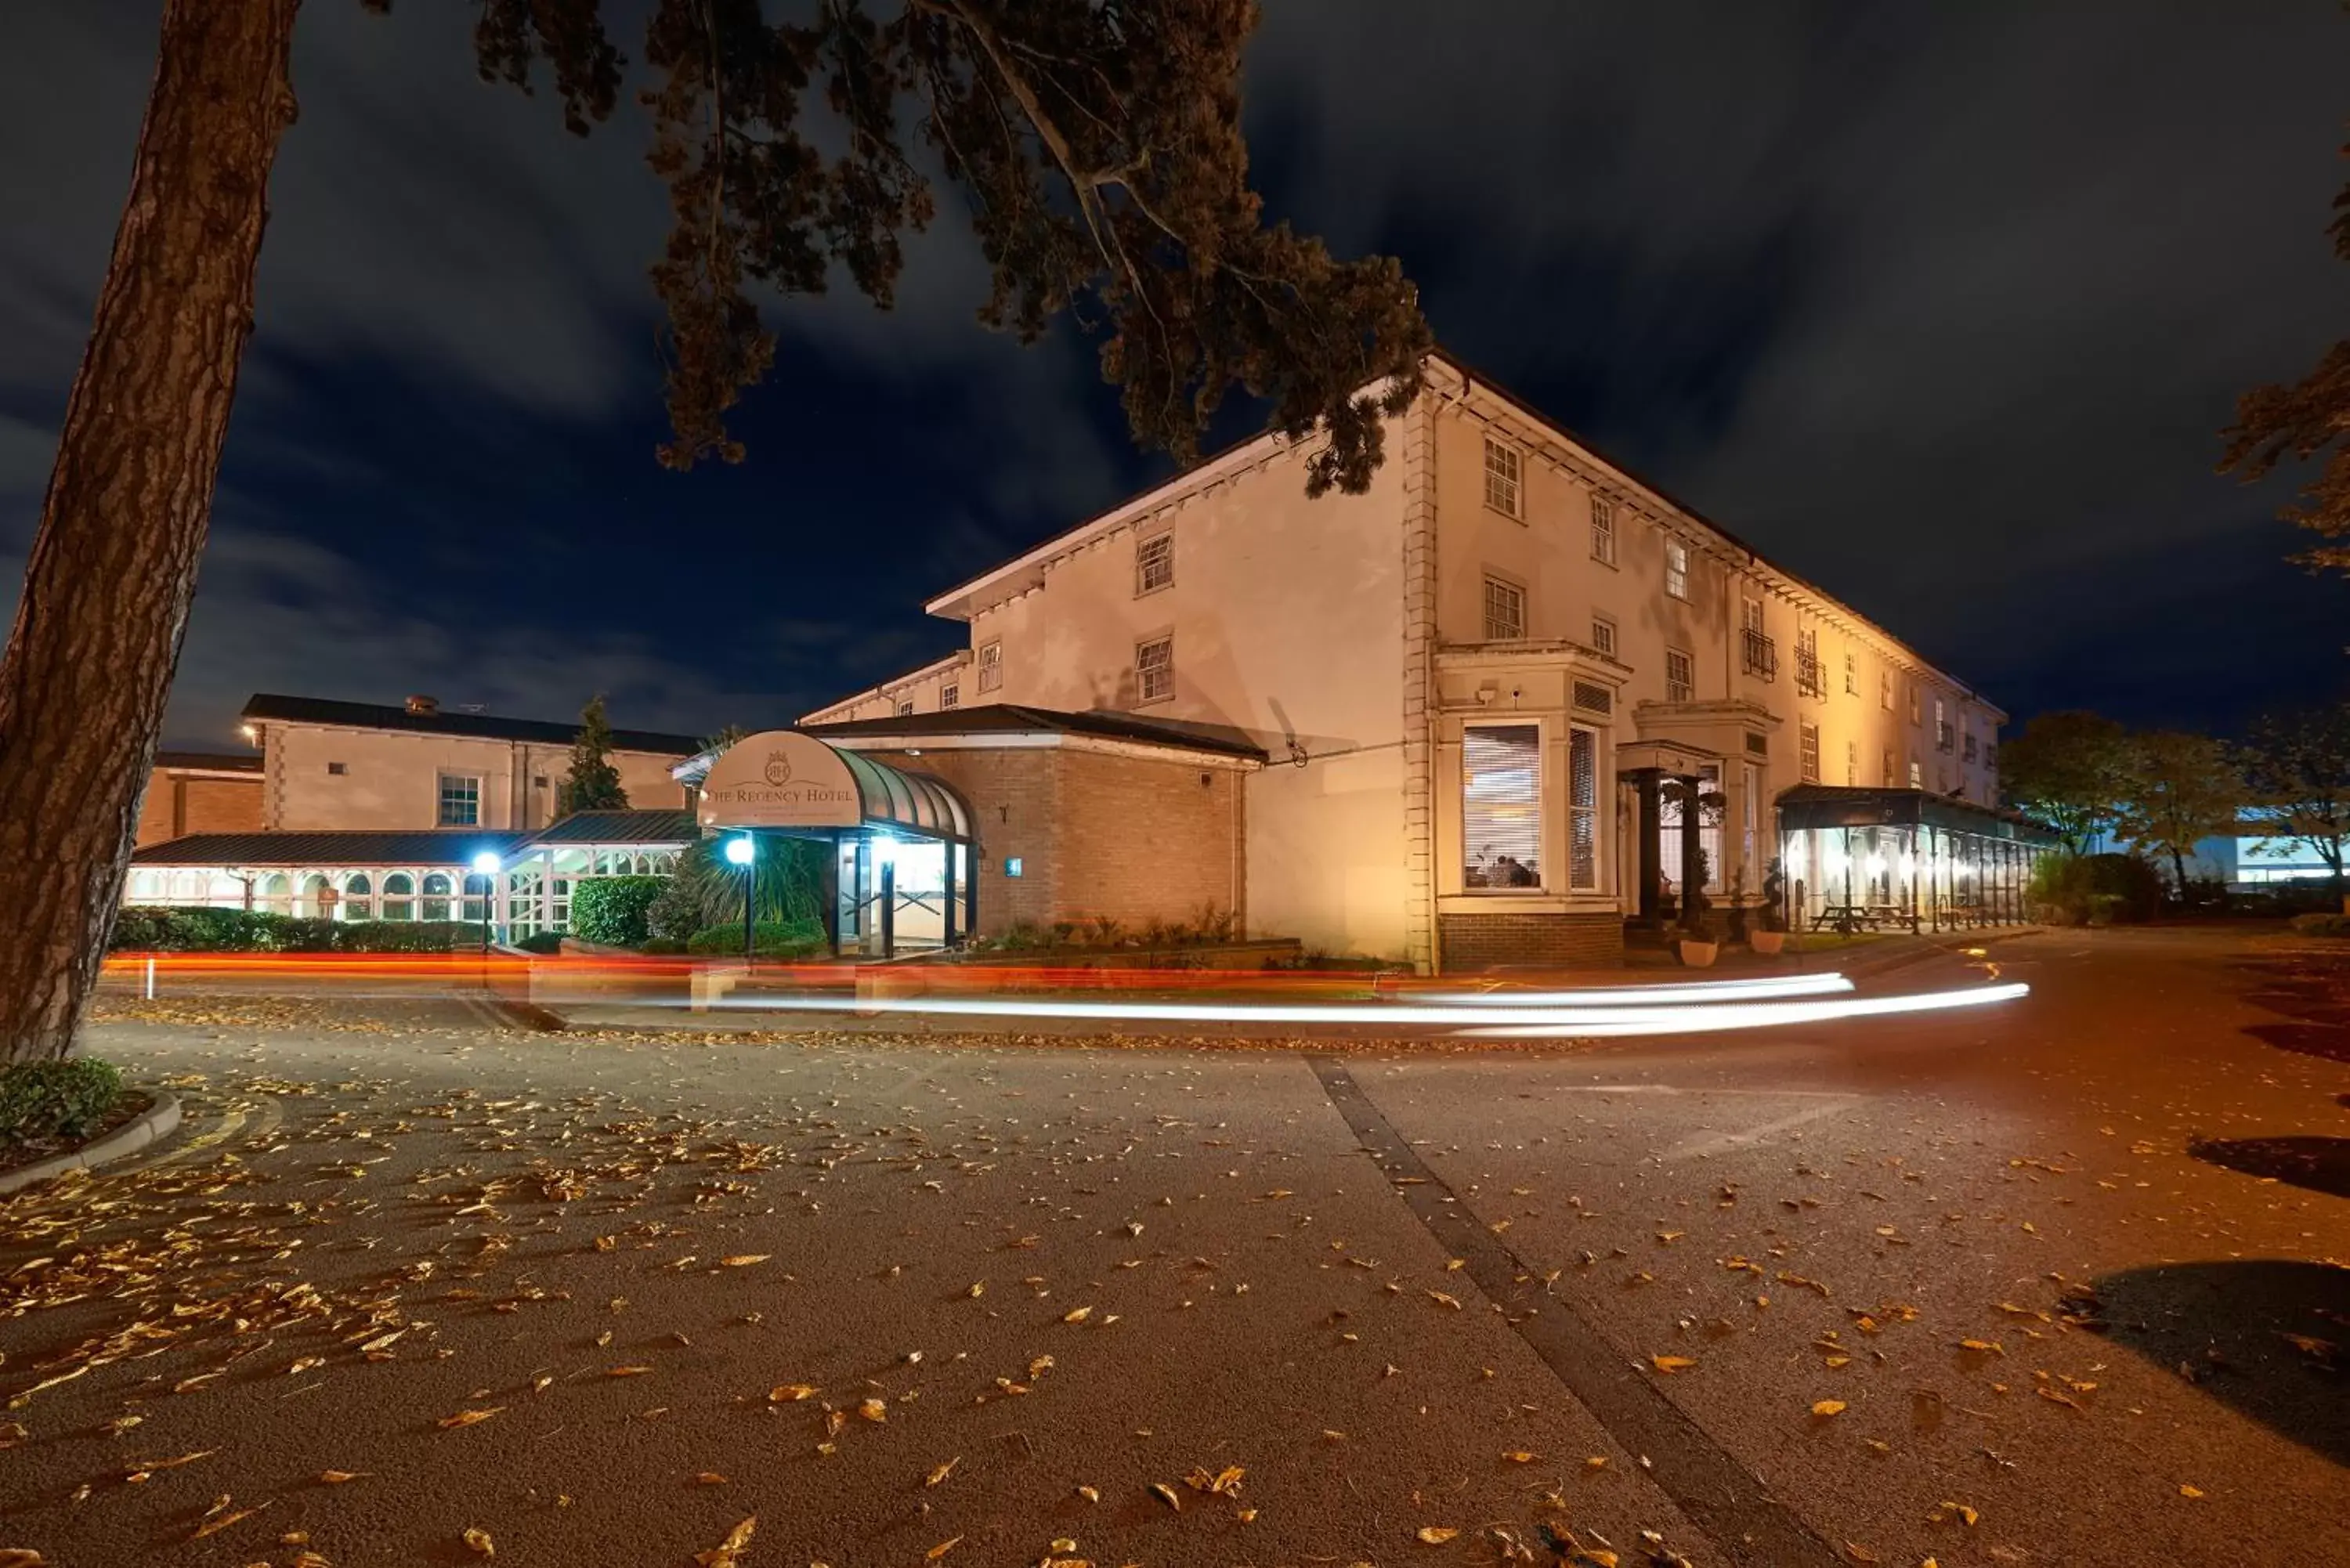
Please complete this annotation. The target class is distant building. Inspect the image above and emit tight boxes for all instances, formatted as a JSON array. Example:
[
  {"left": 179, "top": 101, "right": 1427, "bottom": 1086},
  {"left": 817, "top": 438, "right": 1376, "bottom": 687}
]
[{"left": 136, "top": 751, "right": 264, "bottom": 847}]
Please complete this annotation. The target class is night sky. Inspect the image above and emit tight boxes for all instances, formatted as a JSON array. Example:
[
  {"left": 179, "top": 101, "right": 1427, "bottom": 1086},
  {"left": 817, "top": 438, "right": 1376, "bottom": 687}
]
[{"left": 5, "top": 2, "right": 2347, "bottom": 751}]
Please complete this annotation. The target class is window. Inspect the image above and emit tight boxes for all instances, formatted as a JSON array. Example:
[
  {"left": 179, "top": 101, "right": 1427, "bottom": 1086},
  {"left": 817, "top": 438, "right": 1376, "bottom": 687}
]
[
  {"left": 1665, "top": 539, "right": 1689, "bottom": 601},
  {"left": 464, "top": 870, "right": 494, "bottom": 924},
  {"left": 1742, "top": 597, "right": 1765, "bottom": 634},
  {"left": 1935, "top": 697, "right": 1953, "bottom": 753},
  {"left": 1463, "top": 724, "right": 1541, "bottom": 890},
  {"left": 1590, "top": 615, "right": 1617, "bottom": 658},
  {"left": 382, "top": 872, "right": 414, "bottom": 922},
  {"left": 1882, "top": 748, "right": 1896, "bottom": 787},
  {"left": 895, "top": 699, "right": 915, "bottom": 717},
  {"left": 436, "top": 774, "right": 480, "bottom": 826},
  {"left": 1741, "top": 761, "right": 1759, "bottom": 879},
  {"left": 1481, "top": 574, "right": 1525, "bottom": 641},
  {"left": 1843, "top": 650, "right": 1857, "bottom": 695},
  {"left": 1909, "top": 682, "right": 1921, "bottom": 724},
  {"left": 1589, "top": 493, "right": 1617, "bottom": 564},
  {"left": 1137, "top": 635, "right": 1174, "bottom": 703},
  {"left": 342, "top": 873, "right": 372, "bottom": 921},
  {"left": 978, "top": 640, "right": 1003, "bottom": 693},
  {"left": 533, "top": 774, "right": 548, "bottom": 789},
  {"left": 1659, "top": 763, "right": 1723, "bottom": 894},
  {"left": 1665, "top": 646, "right": 1694, "bottom": 703},
  {"left": 1799, "top": 721, "right": 1820, "bottom": 782},
  {"left": 327, "top": 761, "right": 346, "bottom": 776},
  {"left": 1136, "top": 532, "right": 1174, "bottom": 595},
  {"left": 1962, "top": 730, "right": 1979, "bottom": 763},
  {"left": 1880, "top": 670, "right": 1893, "bottom": 710},
  {"left": 1794, "top": 627, "right": 1823, "bottom": 699},
  {"left": 1846, "top": 739, "right": 1859, "bottom": 786},
  {"left": 421, "top": 872, "right": 452, "bottom": 922},
  {"left": 1909, "top": 758, "right": 1923, "bottom": 789},
  {"left": 1739, "top": 598, "right": 1775, "bottom": 681},
  {"left": 1483, "top": 437, "right": 1523, "bottom": 518},
  {"left": 941, "top": 684, "right": 961, "bottom": 710},
  {"left": 1569, "top": 725, "right": 1600, "bottom": 891}
]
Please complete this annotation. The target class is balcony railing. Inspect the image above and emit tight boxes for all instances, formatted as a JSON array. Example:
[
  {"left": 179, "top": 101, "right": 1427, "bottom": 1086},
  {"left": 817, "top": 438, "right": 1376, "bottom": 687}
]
[
  {"left": 1741, "top": 627, "right": 1777, "bottom": 682},
  {"left": 1793, "top": 648, "right": 1825, "bottom": 699}
]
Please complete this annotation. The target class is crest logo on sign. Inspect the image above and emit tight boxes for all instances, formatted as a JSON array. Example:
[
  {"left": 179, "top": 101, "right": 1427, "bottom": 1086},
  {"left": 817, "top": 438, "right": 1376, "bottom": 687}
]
[{"left": 763, "top": 751, "right": 794, "bottom": 786}]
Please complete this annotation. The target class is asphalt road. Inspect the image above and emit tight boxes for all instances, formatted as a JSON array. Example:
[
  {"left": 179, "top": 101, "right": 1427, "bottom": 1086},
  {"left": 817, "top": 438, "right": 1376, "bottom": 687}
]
[{"left": 3, "top": 927, "right": 2345, "bottom": 1568}]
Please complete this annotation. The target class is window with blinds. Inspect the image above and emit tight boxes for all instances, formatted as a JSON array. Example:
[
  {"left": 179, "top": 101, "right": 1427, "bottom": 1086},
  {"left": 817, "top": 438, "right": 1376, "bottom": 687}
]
[
  {"left": 1568, "top": 725, "right": 1599, "bottom": 891},
  {"left": 1463, "top": 724, "right": 1541, "bottom": 891}
]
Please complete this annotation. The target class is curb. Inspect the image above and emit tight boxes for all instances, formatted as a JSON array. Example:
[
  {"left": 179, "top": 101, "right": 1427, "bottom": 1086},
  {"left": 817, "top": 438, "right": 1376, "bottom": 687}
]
[{"left": 0, "top": 1089, "right": 183, "bottom": 1197}]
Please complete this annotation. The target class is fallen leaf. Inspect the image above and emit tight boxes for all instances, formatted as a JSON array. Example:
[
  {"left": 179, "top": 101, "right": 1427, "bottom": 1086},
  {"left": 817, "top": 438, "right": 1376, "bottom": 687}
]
[
  {"left": 1415, "top": 1526, "right": 1459, "bottom": 1545},
  {"left": 1956, "top": 1340, "right": 2003, "bottom": 1356},
  {"left": 606, "top": 1366, "right": 654, "bottom": 1377},
  {"left": 926, "top": 1457, "right": 960, "bottom": 1487},
  {"left": 1811, "top": 1400, "right": 1847, "bottom": 1418},
  {"left": 857, "top": 1397, "right": 888, "bottom": 1422},
  {"left": 1650, "top": 1355, "right": 1697, "bottom": 1374},
  {"left": 768, "top": 1384, "right": 818, "bottom": 1402},
  {"left": 438, "top": 1408, "right": 504, "bottom": 1429},
  {"left": 721, "top": 1255, "right": 770, "bottom": 1267},
  {"left": 692, "top": 1472, "right": 728, "bottom": 1486},
  {"left": 2180, "top": 1483, "right": 2204, "bottom": 1498},
  {"left": 463, "top": 1526, "right": 496, "bottom": 1557},
  {"left": 927, "top": 1541, "right": 963, "bottom": 1563},
  {"left": 1928, "top": 1501, "right": 1979, "bottom": 1527},
  {"left": 318, "top": 1470, "right": 368, "bottom": 1484},
  {"left": 1150, "top": 1482, "right": 1181, "bottom": 1511},
  {"left": 694, "top": 1516, "right": 757, "bottom": 1568},
  {"left": 1062, "top": 1306, "right": 1094, "bottom": 1324},
  {"left": 1502, "top": 1451, "right": 1538, "bottom": 1463},
  {"left": 1427, "top": 1291, "right": 1462, "bottom": 1310},
  {"left": 1184, "top": 1464, "right": 1245, "bottom": 1497},
  {"left": 1076, "top": 1484, "right": 1101, "bottom": 1503},
  {"left": 190, "top": 1499, "right": 268, "bottom": 1541}
]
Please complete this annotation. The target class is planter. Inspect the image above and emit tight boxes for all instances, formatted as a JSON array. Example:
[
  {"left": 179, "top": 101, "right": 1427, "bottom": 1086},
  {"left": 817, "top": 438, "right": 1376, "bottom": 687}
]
[
  {"left": 1748, "top": 930, "right": 1786, "bottom": 957},
  {"left": 1677, "top": 938, "right": 1720, "bottom": 968}
]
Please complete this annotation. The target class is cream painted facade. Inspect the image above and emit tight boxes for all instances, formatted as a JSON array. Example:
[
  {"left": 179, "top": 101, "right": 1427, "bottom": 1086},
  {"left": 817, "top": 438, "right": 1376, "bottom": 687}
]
[
  {"left": 251, "top": 721, "right": 689, "bottom": 832},
  {"left": 808, "top": 352, "right": 2005, "bottom": 969}
]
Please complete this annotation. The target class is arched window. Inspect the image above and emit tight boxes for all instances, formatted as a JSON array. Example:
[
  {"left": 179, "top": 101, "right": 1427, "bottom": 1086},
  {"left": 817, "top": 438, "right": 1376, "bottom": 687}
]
[
  {"left": 258, "top": 873, "right": 292, "bottom": 915},
  {"left": 383, "top": 873, "right": 414, "bottom": 921},
  {"left": 343, "top": 873, "right": 373, "bottom": 920},
  {"left": 128, "top": 870, "right": 161, "bottom": 902},
  {"left": 421, "top": 872, "right": 452, "bottom": 922},
  {"left": 173, "top": 870, "right": 208, "bottom": 904}
]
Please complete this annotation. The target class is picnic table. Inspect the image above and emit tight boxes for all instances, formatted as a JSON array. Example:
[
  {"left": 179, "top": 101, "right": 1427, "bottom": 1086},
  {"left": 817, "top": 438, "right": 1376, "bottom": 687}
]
[{"left": 1813, "top": 902, "right": 1917, "bottom": 934}]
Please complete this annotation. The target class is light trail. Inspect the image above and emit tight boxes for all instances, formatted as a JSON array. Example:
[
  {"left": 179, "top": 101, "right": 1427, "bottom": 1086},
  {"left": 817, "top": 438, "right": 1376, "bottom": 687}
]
[
  {"left": 705, "top": 977, "right": 2028, "bottom": 1035},
  {"left": 1415, "top": 973, "right": 1853, "bottom": 1005}
]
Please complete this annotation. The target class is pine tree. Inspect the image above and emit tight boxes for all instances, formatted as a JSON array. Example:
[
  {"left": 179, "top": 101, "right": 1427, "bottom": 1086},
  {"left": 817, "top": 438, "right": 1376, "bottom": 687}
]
[{"left": 555, "top": 695, "right": 631, "bottom": 817}]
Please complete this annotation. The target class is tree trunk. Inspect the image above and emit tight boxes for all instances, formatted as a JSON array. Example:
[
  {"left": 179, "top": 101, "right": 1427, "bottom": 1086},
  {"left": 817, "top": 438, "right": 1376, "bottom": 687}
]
[
  {"left": 2171, "top": 846, "right": 2189, "bottom": 902},
  {"left": 0, "top": 0, "right": 301, "bottom": 1064}
]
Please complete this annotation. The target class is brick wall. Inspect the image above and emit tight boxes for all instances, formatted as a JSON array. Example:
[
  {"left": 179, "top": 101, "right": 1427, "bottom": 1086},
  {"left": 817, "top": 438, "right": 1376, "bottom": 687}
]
[
  {"left": 135, "top": 771, "right": 264, "bottom": 847},
  {"left": 858, "top": 743, "right": 1244, "bottom": 939},
  {"left": 1437, "top": 912, "right": 1624, "bottom": 971}
]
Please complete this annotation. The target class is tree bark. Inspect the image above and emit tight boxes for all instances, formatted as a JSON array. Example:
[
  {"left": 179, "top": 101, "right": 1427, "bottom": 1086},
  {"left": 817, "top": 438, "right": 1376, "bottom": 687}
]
[{"left": 0, "top": 0, "right": 301, "bottom": 1064}]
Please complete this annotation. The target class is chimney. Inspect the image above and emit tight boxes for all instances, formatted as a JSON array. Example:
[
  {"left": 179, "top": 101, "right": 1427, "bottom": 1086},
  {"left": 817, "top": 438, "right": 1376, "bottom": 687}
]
[{"left": 405, "top": 694, "right": 439, "bottom": 716}]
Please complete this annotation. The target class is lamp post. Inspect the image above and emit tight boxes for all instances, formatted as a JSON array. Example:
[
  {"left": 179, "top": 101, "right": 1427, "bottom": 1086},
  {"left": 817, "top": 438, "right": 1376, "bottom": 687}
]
[
  {"left": 471, "top": 850, "right": 501, "bottom": 954},
  {"left": 725, "top": 834, "right": 756, "bottom": 963}
]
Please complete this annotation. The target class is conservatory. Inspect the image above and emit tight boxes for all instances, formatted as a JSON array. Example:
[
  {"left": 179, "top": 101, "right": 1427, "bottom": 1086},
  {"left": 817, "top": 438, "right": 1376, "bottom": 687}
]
[{"left": 1773, "top": 785, "right": 2058, "bottom": 934}]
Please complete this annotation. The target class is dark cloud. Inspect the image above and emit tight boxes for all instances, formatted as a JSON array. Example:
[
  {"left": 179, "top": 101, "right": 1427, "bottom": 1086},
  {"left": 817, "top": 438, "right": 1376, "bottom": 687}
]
[{"left": 3, "top": 1, "right": 2346, "bottom": 747}]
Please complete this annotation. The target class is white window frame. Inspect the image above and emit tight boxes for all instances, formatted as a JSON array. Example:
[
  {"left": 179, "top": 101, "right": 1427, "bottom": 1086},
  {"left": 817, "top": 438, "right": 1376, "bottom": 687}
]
[
  {"left": 1590, "top": 614, "right": 1617, "bottom": 658},
  {"left": 1844, "top": 649, "right": 1858, "bottom": 695},
  {"left": 1880, "top": 669, "right": 1894, "bottom": 711},
  {"left": 940, "top": 684, "right": 960, "bottom": 710},
  {"left": 1481, "top": 573, "right": 1525, "bottom": 641},
  {"left": 436, "top": 773, "right": 481, "bottom": 827},
  {"left": 1909, "top": 757, "right": 1923, "bottom": 789},
  {"left": 1846, "top": 739, "right": 1858, "bottom": 786},
  {"left": 1589, "top": 493, "right": 1617, "bottom": 565},
  {"left": 1135, "top": 531, "right": 1174, "bottom": 596},
  {"left": 1483, "top": 436, "right": 1523, "bottom": 519},
  {"left": 1136, "top": 634, "right": 1174, "bottom": 705},
  {"left": 977, "top": 639, "right": 1003, "bottom": 692},
  {"left": 1665, "top": 646, "right": 1694, "bottom": 703},
  {"left": 895, "top": 699, "right": 915, "bottom": 717},
  {"left": 1665, "top": 538, "right": 1690, "bottom": 602},
  {"left": 1799, "top": 721, "right": 1820, "bottom": 783}
]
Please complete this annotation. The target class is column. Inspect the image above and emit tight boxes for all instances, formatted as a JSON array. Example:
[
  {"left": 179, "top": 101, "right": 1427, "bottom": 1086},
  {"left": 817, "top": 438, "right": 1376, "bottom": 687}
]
[
  {"left": 1677, "top": 774, "right": 1702, "bottom": 920},
  {"left": 942, "top": 836, "right": 959, "bottom": 948},
  {"left": 1636, "top": 771, "right": 1663, "bottom": 926}
]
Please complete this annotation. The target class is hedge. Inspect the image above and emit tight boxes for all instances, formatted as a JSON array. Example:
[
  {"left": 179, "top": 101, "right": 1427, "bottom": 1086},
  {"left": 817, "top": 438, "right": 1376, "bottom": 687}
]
[
  {"left": 569, "top": 876, "right": 664, "bottom": 947},
  {"left": 2028, "top": 854, "right": 2164, "bottom": 927},
  {"left": 110, "top": 907, "right": 488, "bottom": 953},
  {"left": 2288, "top": 912, "right": 2350, "bottom": 938},
  {"left": 684, "top": 919, "right": 830, "bottom": 958},
  {"left": 1, "top": 1058, "right": 124, "bottom": 1148}
]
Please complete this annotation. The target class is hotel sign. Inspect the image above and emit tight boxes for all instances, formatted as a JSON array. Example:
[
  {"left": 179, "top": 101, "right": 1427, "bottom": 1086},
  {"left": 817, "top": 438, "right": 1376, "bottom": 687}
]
[{"left": 696, "top": 730, "right": 862, "bottom": 829}]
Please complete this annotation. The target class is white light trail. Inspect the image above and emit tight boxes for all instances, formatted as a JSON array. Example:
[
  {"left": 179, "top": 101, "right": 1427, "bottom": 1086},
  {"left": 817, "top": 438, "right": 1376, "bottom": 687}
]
[
  {"left": 707, "top": 977, "right": 2028, "bottom": 1036},
  {"left": 1416, "top": 973, "right": 1853, "bottom": 1006}
]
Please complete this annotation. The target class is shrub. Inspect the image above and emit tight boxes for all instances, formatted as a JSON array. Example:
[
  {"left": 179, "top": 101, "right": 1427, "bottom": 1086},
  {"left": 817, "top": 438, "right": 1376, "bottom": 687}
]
[
  {"left": 0, "top": 1058, "right": 124, "bottom": 1148},
  {"left": 2288, "top": 912, "right": 2350, "bottom": 938},
  {"left": 638, "top": 937, "right": 688, "bottom": 955},
  {"left": 110, "top": 909, "right": 485, "bottom": 953},
  {"left": 513, "top": 931, "right": 566, "bottom": 954},
  {"left": 569, "top": 876, "right": 665, "bottom": 947},
  {"left": 644, "top": 876, "right": 707, "bottom": 943},
  {"left": 2030, "top": 853, "right": 2163, "bottom": 926},
  {"left": 685, "top": 919, "right": 830, "bottom": 957}
]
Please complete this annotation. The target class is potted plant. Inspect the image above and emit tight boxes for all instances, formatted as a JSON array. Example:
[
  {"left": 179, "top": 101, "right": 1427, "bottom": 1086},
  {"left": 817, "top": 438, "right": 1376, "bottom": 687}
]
[
  {"left": 1678, "top": 846, "right": 1719, "bottom": 967},
  {"left": 1750, "top": 856, "right": 1789, "bottom": 956}
]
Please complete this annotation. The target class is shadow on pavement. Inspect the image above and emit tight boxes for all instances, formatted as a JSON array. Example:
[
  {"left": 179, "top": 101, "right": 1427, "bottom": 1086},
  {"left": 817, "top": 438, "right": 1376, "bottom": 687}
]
[
  {"left": 2093, "top": 1260, "right": 2348, "bottom": 1465},
  {"left": 2241, "top": 1021, "right": 2350, "bottom": 1064},
  {"left": 2189, "top": 1136, "right": 2350, "bottom": 1200}
]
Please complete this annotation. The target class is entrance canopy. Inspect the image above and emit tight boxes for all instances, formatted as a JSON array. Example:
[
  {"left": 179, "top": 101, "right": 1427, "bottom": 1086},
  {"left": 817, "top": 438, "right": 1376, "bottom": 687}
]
[{"left": 687, "top": 729, "right": 972, "bottom": 841}]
